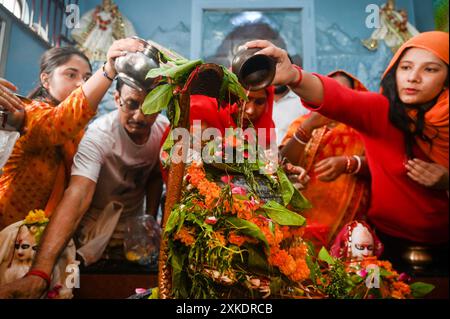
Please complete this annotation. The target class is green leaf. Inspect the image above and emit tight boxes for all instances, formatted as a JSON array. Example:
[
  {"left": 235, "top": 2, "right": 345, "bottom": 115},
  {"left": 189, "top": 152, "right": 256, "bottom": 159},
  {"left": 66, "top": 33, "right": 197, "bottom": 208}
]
[
  {"left": 158, "top": 50, "right": 187, "bottom": 64},
  {"left": 261, "top": 200, "right": 305, "bottom": 226},
  {"left": 164, "top": 206, "right": 184, "bottom": 235},
  {"left": 173, "top": 98, "right": 181, "bottom": 126},
  {"left": 410, "top": 282, "right": 435, "bottom": 298},
  {"left": 305, "top": 241, "right": 324, "bottom": 285},
  {"left": 247, "top": 245, "right": 270, "bottom": 272},
  {"left": 146, "top": 59, "right": 202, "bottom": 81},
  {"left": 290, "top": 188, "right": 312, "bottom": 210},
  {"left": 277, "top": 168, "right": 294, "bottom": 206},
  {"left": 221, "top": 66, "right": 248, "bottom": 101},
  {"left": 226, "top": 216, "right": 269, "bottom": 249},
  {"left": 142, "top": 84, "right": 173, "bottom": 115},
  {"left": 380, "top": 268, "right": 393, "bottom": 278},
  {"left": 169, "top": 244, "right": 189, "bottom": 298},
  {"left": 219, "top": 72, "right": 230, "bottom": 103},
  {"left": 146, "top": 64, "right": 173, "bottom": 78},
  {"left": 318, "top": 247, "right": 336, "bottom": 265},
  {"left": 161, "top": 129, "right": 174, "bottom": 153},
  {"left": 174, "top": 59, "right": 190, "bottom": 66}
]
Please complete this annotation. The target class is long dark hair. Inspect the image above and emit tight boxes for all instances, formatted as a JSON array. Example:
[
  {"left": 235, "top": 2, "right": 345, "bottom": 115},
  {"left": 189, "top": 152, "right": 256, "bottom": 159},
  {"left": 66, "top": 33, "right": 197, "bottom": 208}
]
[
  {"left": 27, "top": 47, "right": 91, "bottom": 104},
  {"left": 381, "top": 53, "right": 449, "bottom": 158}
]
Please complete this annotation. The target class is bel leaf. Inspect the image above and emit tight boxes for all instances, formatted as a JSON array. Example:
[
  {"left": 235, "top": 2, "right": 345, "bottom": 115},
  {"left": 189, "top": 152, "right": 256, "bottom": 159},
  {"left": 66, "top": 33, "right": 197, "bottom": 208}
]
[
  {"left": 226, "top": 216, "right": 269, "bottom": 249},
  {"left": 261, "top": 200, "right": 305, "bottom": 226},
  {"left": 410, "top": 282, "right": 435, "bottom": 298},
  {"left": 277, "top": 168, "right": 294, "bottom": 206},
  {"left": 318, "top": 247, "right": 336, "bottom": 265},
  {"left": 142, "top": 84, "right": 173, "bottom": 115}
]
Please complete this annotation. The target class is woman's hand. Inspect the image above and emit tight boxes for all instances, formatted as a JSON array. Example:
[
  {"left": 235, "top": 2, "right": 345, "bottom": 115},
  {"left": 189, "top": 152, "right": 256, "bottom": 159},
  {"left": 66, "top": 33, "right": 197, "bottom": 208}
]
[
  {"left": 243, "top": 39, "right": 324, "bottom": 106},
  {"left": 314, "top": 156, "right": 347, "bottom": 182},
  {"left": 243, "top": 40, "right": 298, "bottom": 87},
  {"left": 104, "top": 37, "right": 146, "bottom": 77},
  {"left": 283, "top": 162, "right": 310, "bottom": 189},
  {"left": 406, "top": 159, "right": 449, "bottom": 190},
  {"left": 82, "top": 37, "right": 145, "bottom": 110},
  {"left": 0, "top": 78, "right": 24, "bottom": 113}
]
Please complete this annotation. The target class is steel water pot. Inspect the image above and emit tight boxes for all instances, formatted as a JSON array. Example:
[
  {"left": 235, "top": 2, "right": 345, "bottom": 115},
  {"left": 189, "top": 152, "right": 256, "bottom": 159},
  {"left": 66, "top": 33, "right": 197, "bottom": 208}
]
[{"left": 114, "top": 36, "right": 161, "bottom": 92}]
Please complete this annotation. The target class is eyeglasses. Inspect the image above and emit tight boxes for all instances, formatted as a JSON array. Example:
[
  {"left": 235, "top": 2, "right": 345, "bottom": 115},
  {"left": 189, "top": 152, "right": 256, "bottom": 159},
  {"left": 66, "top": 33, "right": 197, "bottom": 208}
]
[{"left": 118, "top": 95, "right": 143, "bottom": 114}]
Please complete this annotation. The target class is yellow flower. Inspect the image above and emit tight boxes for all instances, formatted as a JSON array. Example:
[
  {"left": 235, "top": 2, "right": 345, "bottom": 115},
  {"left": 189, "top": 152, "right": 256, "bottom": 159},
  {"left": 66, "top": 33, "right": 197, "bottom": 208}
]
[{"left": 24, "top": 209, "right": 49, "bottom": 225}]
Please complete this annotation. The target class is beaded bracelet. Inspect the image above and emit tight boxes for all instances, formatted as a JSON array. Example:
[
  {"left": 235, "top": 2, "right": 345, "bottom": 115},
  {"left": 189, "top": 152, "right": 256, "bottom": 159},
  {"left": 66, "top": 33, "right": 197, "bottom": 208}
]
[
  {"left": 102, "top": 62, "right": 116, "bottom": 82},
  {"left": 288, "top": 65, "right": 303, "bottom": 89},
  {"left": 26, "top": 269, "right": 51, "bottom": 289}
]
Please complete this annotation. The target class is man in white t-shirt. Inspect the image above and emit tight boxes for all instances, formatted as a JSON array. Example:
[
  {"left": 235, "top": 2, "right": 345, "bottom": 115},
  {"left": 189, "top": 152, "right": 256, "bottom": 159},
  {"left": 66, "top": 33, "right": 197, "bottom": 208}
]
[
  {"left": 2, "top": 78, "right": 169, "bottom": 287},
  {"left": 72, "top": 79, "right": 169, "bottom": 264}
]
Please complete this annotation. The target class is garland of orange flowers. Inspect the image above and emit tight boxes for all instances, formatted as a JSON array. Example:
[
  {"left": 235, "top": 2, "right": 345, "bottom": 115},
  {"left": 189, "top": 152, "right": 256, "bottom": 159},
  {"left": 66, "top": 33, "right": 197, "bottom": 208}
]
[
  {"left": 187, "top": 164, "right": 222, "bottom": 208},
  {"left": 185, "top": 163, "right": 310, "bottom": 283}
]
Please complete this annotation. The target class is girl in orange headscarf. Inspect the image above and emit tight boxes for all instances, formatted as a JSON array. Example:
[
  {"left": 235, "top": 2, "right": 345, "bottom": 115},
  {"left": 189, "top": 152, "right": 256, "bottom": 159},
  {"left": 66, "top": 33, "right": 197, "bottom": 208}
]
[
  {"left": 280, "top": 71, "right": 370, "bottom": 249},
  {"left": 245, "top": 31, "right": 449, "bottom": 273}
]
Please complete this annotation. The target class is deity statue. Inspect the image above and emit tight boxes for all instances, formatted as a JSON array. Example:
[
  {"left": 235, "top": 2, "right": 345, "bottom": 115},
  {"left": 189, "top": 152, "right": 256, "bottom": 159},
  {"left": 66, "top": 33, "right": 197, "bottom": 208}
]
[
  {"left": 330, "top": 221, "right": 384, "bottom": 261},
  {"left": 362, "top": 0, "right": 419, "bottom": 53},
  {"left": 0, "top": 210, "right": 77, "bottom": 298},
  {"left": 0, "top": 225, "right": 37, "bottom": 284},
  {"left": 71, "top": 0, "right": 136, "bottom": 61}
]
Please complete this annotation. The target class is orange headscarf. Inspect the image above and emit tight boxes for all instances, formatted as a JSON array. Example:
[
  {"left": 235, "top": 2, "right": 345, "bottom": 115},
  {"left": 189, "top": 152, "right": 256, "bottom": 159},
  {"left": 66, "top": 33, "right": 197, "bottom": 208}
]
[{"left": 382, "top": 31, "right": 449, "bottom": 169}]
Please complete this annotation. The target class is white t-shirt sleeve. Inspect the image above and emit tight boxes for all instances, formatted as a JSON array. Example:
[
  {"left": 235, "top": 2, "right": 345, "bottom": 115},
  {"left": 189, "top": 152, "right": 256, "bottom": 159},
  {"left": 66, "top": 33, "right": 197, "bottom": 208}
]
[{"left": 71, "top": 129, "right": 107, "bottom": 183}]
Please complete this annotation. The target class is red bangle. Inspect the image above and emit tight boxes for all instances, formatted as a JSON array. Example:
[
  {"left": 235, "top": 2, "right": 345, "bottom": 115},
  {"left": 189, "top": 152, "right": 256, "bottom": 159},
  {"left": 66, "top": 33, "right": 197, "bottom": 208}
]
[
  {"left": 345, "top": 156, "right": 358, "bottom": 174},
  {"left": 26, "top": 269, "right": 51, "bottom": 289},
  {"left": 289, "top": 65, "right": 303, "bottom": 88}
]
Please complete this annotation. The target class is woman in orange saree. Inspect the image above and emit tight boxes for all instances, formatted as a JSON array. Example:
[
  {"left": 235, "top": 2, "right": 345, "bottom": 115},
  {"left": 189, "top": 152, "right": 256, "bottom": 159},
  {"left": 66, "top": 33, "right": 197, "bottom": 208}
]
[{"left": 280, "top": 71, "right": 370, "bottom": 249}]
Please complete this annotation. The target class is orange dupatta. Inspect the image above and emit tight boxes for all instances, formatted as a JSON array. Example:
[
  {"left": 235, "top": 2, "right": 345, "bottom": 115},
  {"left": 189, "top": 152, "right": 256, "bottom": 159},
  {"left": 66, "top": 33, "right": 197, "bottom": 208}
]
[{"left": 382, "top": 31, "right": 449, "bottom": 169}]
